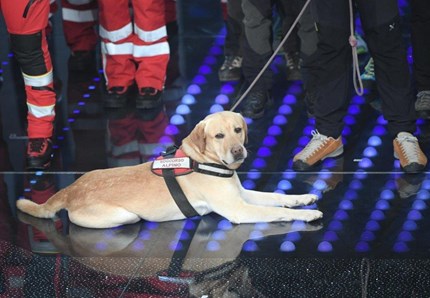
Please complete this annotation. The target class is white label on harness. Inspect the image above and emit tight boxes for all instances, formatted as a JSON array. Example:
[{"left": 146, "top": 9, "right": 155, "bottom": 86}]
[{"left": 152, "top": 157, "right": 191, "bottom": 169}]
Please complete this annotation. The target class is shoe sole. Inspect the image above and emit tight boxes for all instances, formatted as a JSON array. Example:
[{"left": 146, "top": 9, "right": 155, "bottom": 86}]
[
  {"left": 393, "top": 152, "right": 426, "bottom": 173},
  {"left": 136, "top": 98, "right": 163, "bottom": 109},
  {"left": 103, "top": 99, "right": 127, "bottom": 108},
  {"left": 26, "top": 160, "right": 52, "bottom": 171},
  {"left": 240, "top": 97, "right": 274, "bottom": 120},
  {"left": 293, "top": 146, "right": 344, "bottom": 171},
  {"left": 417, "top": 110, "right": 430, "bottom": 120}
]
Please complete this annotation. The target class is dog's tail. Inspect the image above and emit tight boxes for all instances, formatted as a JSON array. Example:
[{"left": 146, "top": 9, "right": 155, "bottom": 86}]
[{"left": 16, "top": 193, "right": 65, "bottom": 219}]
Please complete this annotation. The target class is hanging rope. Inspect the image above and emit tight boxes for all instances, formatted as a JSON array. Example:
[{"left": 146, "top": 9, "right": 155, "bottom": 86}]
[
  {"left": 349, "top": 0, "right": 364, "bottom": 96},
  {"left": 230, "top": 0, "right": 364, "bottom": 112},
  {"left": 230, "top": 0, "right": 312, "bottom": 112}
]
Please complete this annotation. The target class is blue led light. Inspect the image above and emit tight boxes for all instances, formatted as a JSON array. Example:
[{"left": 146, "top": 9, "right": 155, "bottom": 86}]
[
  {"left": 377, "top": 115, "right": 388, "bottom": 125},
  {"left": 220, "top": 84, "right": 235, "bottom": 94},
  {"left": 303, "top": 125, "right": 314, "bottom": 135},
  {"left": 218, "top": 219, "right": 233, "bottom": 230},
  {"left": 215, "top": 94, "right": 229, "bottom": 104},
  {"left": 403, "top": 220, "right": 418, "bottom": 231},
  {"left": 349, "top": 180, "right": 363, "bottom": 190},
  {"left": 412, "top": 200, "right": 427, "bottom": 210},
  {"left": 291, "top": 221, "right": 306, "bottom": 230},
  {"left": 323, "top": 231, "right": 338, "bottom": 241},
  {"left": 334, "top": 210, "right": 349, "bottom": 220},
  {"left": 365, "top": 220, "right": 380, "bottom": 231},
  {"left": 257, "top": 147, "right": 271, "bottom": 157},
  {"left": 210, "top": 104, "right": 224, "bottom": 113},
  {"left": 328, "top": 220, "right": 343, "bottom": 231},
  {"left": 354, "top": 170, "right": 367, "bottom": 180},
  {"left": 268, "top": 125, "right": 282, "bottom": 136},
  {"left": 339, "top": 200, "right": 353, "bottom": 210},
  {"left": 250, "top": 230, "right": 264, "bottom": 240},
  {"left": 192, "top": 75, "right": 207, "bottom": 85},
  {"left": 360, "top": 231, "right": 375, "bottom": 241},
  {"left": 145, "top": 222, "right": 159, "bottom": 229},
  {"left": 176, "top": 231, "right": 189, "bottom": 241},
  {"left": 252, "top": 158, "right": 266, "bottom": 169},
  {"left": 344, "top": 190, "right": 358, "bottom": 200},
  {"left": 392, "top": 241, "right": 409, "bottom": 253},
  {"left": 263, "top": 136, "right": 277, "bottom": 147},
  {"left": 78, "top": 101, "right": 85, "bottom": 106},
  {"left": 212, "top": 230, "right": 226, "bottom": 240},
  {"left": 368, "top": 136, "right": 382, "bottom": 146},
  {"left": 209, "top": 46, "right": 222, "bottom": 55},
  {"left": 139, "top": 230, "right": 151, "bottom": 240},
  {"left": 358, "top": 158, "right": 373, "bottom": 168},
  {"left": 344, "top": 115, "right": 355, "bottom": 125},
  {"left": 176, "top": 104, "right": 191, "bottom": 115},
  {"left": 313, "top": 179, "right": 328, "bottom": 191},
  {"left": 88, "top": 85, "right": 96, "bottom": 90},
  {"left": 363, "top": 147, "right": 378, "bottom": 158},
  {"left": 417, "top": 190, "right": 430, "bottom": 200},
  {"left": 347, "top": 104, "right": 360, "bottom": 115},
  {"left": 199, "top": 65, "right": 212, "bottom": 75},
  {"left": 181, "top": 94, "right": 196, "bottom": 104},
  {"left": 278, "top": 104, "right": 293, "bottom": 115},
  {"left": 370, "top": 210, "right": 385, "bottom": 221},
  {"left": 204, "top": 55, "right": 217, "bottom": 65},
  {"left": 342, "top": 126, "right": 352, "bottom": 136},
  {"left": 242, "top": 179, "right": 255, "bottom": 190},
  {"left": 351, "top": 95, "right": 365, "bottom": 104},
  {"left": 165, "top": 124, "right": 179, "bottom": 135},
  {"left": 277, "top": 180, "right": 292, "bottom": 190},
  {"left": 183, "top": 220, "right": 196, "bottom": 230},
  {"left": 255, "top": 222, "right": 269, "bottom": 230},
  {"left": 398, "top": 231, "right": 414, "bottom": 242},
  {"left": 355, "top": 241, "right": 370, "bottom": 252},
  {"left": 280, "top": 241, "right": 296, "bottom": 252},
  {"left": 187, "top": 84, "right": 202, "bottom": 94},
  {"left": 288, "top": 84, "right": 302, "bottom": 95},
  {"left": 207, "top": 240, "right": 220, "bottom": 251},
  {"left": 284, "top": 231, "right": 301, "bottom": 241},
  {"left": 282, "top": 170, "right": 296, "bottom": 179},
  {"left": 380, "top": 189, "right": 394, "bottom": 200},
  {"left": 243, "top": 240, "right": 258, "bottom": 252},
  {"left": 170, "top": 114, "right": 185, "bottom": 125},
  {"left": 375, "top": 200, "right": 389, "bottom": 210},
  {"left": 422, "top": 180, "right": 430, "bottom": 190},
  {"left": 298, "top": 136, "right": 311, "bottom": 147},
  {"left": 273, "top": 115, "right": 287, "bottom": 125},
  {"left": 407, "top": 210, "right": 422, "bottom": 220},
  {"left": 83, "top": 93, "right": 90, "bottom": 98},
  {"left": 372, "top": 125, "right": 386, "bottom": 136},
  {"left": 169, "top": 241, "right": 183, "bottom": 251},
  {"left": 317, "top": 241, "right": 333, "bottom": 252}
]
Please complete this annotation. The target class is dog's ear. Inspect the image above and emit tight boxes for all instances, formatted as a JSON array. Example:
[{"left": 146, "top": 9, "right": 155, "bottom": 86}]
[
  {"left": 184, "top": 121, "right": 206, "bottom": 153},
  {"left": 240, "top": 114, "right": 248, "bottom": 144}
]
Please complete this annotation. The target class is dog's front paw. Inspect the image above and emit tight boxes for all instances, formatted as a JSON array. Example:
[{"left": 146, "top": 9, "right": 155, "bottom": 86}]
[
  {"left": 285, "top": 194, "right": 319, "bottom": 207},
  {"left": 298, "top": 210, "right": 323, "bottom": 222}
]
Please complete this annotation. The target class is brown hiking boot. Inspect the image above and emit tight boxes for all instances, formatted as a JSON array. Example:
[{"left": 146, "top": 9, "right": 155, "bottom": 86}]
[
  {"left": 393, "top": 132, "right": 427, "bottom": 173},
  {"left": 293, "top": 131, "right": 343, "bottom": 171}
]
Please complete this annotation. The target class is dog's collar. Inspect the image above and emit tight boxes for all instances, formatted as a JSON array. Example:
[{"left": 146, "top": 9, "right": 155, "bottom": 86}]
[{"left": 151, "top": 146, "right": 234, "bottom": 178}]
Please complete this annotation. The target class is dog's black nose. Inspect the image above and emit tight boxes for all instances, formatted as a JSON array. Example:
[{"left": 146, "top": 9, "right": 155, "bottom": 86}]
[{"left": 231, "top": 145, "right": 244, "bottom": 160}]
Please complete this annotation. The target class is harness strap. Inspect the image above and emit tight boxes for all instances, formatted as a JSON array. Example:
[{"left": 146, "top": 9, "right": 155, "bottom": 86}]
[{"left": 161, "top": 146, "right": 199, "bottom": 218}]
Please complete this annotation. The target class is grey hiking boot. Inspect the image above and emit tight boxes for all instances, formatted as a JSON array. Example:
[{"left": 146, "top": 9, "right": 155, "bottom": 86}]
[{"left": 415, "top": 90, "right": 430, "bottom": 119}]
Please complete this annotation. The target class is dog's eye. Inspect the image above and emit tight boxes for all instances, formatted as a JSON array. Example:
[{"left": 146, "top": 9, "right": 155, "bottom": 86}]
[
  {"left": 215, "top": 133, "right": 225, "bottom": 139},
  {"left": 234, "top": 127, "right": 242, "bottom": 133}
]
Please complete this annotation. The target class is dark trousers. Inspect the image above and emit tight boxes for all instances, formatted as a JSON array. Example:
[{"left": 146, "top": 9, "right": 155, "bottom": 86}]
[
  {"left": 410, "top": 0, "right": 430, "bottom": 92},
  {"left": 241, "top": 0, "right": 317, "bottom": 92},
  {"left": 311, "top": 0, "right": 416, "bottom": 138},
  {"left": 224, "top": 0, "right": 244, "bottom": 57}
]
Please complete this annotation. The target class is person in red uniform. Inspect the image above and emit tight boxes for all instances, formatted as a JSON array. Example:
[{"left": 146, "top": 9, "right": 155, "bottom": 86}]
[
  {"left": 2, "top": 0, "right": 56, "bottom": 170},
  {"left": 99, "top": 0, "right": 170, "bottom": 109}
]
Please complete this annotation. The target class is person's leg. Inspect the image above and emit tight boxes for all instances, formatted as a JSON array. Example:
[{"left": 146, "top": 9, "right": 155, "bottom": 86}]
[
  {"left": 219, "top": 0, "right": 244, "bottom": 82},
  {"left": 239, "top": 0, "right": 273, "bottom": 119},
  {"left": 410, "top": 0, "right": 430, "bottom": 119},
  {"left": 292, "top": 0, "right": 349, "bottom": 171},
  {"left": 359, "top": 0, "right": 427, "bottom": 172},
  {"left": 3, "top": 0, "right": 56, "bottom": 169},
  {"left": 133, "top": 0, "right": 169, "bottom": 105}
]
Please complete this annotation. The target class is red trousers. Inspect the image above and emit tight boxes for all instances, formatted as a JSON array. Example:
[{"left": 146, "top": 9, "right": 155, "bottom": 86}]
[{"left": 2, "top": 0, "right": 56, "bottom": 138}]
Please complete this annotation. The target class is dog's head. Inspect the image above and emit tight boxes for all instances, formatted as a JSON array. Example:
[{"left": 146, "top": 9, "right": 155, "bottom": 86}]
[{"left": 181, "top": 111, "right": 248, "bottom": 170}]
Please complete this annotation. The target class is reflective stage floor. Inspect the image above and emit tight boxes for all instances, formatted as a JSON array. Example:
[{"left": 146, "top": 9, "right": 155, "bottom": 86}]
[{"left": 1, "top": 3, "right": 430, "bottom": 297}]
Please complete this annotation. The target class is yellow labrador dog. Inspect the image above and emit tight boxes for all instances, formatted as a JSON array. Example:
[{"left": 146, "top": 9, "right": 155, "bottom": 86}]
[{"left": 17, "top": 111, "right": 322, "bottom": 228}]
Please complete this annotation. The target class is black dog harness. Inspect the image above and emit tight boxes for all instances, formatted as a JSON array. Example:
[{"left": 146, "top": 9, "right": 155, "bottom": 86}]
[{"left": 151, "top": 146, "right": 234, "bottom": 218}]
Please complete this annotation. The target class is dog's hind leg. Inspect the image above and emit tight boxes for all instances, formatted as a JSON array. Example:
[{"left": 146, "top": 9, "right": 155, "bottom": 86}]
[
  {"left": 68, "top": 206, "right": 141, "bottom": 228},
  {"left": 240, "top": 188, "right": 318, "bottom": 207}
]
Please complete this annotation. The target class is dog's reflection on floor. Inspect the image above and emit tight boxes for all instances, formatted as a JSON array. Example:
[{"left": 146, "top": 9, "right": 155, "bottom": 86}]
[{"left": 18, "top": 213, "right": 322, "bottom": 297}]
